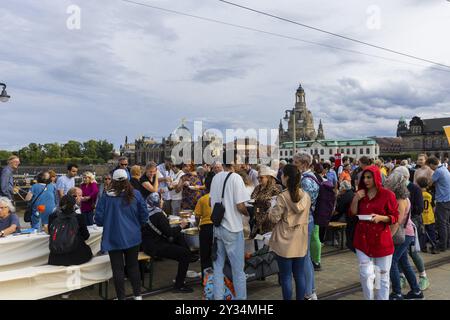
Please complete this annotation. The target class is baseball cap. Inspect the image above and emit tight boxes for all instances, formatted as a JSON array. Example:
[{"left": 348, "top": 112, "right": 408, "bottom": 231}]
[{"left": 113, "top": 169, "right": 128, "bottom": 181}]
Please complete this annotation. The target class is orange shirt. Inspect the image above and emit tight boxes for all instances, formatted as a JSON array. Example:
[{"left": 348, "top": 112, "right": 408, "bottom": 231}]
[{"left": 339, "top": 170, "right": 351, "bottom": 183}]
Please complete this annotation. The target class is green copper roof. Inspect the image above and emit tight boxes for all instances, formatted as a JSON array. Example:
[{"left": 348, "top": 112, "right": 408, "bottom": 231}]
[{"left": 280, "top": 138, "right": 377, "bottom": 149}]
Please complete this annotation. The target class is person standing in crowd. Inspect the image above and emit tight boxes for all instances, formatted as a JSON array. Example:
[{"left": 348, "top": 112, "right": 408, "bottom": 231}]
[
  {"left": 194, "top": 173, "right": 215, "bottom": 280},
  {"left": 142, "top": 192, "right": 197, "bottom": 293},
  {"left": 276, "top": 160, "right": 287, "bottom": 182},
  {"left": 129, "top": 165, "right": 143, "bottom": 192},
  {"left": 339, "top": 163, "right": 352, "bottom": 184},
  {"left": 417, "top": 177, "right": 438, "bottom": 254},
  {"left": 56, "top": 164, "right": 78, "bottom": 200},
  {"left": 293, "top": 153, "right": 319, "bottom": 299},
  {"left": 0, "top": 197, "right": 20, "bottom": 237},
  {"left": 414, "top": 154, "right": 434, "bottom": 186},
  {"left": 95, "top": 169, "right": 149, "bottom": 301},
  {"left": 385, "top": 172, "right": 424, "bottom": 300},
  {"left": 337, "top": 156, "right": 349, "bottom": 177},
  {"left": 25, "top": 171, "right": 57, "bottom": 231},
  {"left": 111, "top": 156, "right": 131, "bottom": 180},
  {"left": 210, "top": 163, "right": 250, "bottom": 300},
  {"left": 0, "top": 155, "right": 20, "bottom": 201},
  {"left": 169, "top": 164, "right": 185, "bottom": 216},
  {"left": 157, "top": 157, "right": 174, "bottom": 215},
  {"left": 349, "top": 165, "right": 399, "bottom": 300},
  {"left": 269, "top": 164, "right": 311, "bottom": 300},
  {"left": 244, "top": 163, "right": 259, "bottom": 188},
  {"left": 374, "top": 159, "right": 387, "bottom": 185},
  {"left": 333, "top": 180, "right": 354, "bottom": 223},
  {"left": 323, "top": 161, "right": 338, "bottom": 190},
  {"left": 212, "top": 161, "right": 224, "bottom": 174},
  {"left": 47, "top": 194, "right": 93, "bottom": 266},
  {"left": 80, "top": 172, "right": 99, "bottom": 226},
  {"left": 98, "top": 173, "right": 112, "bottom": 198},
  {"left": 140, "top": 161, "right": 159, "bottom": 200},
  {"left": 251, "top": 166, "right": 281, "bottom": 238},
  {"left": 181, "top": 164, "right": 203, "bottom": 211},
  {"left": 393, "top": 166, "right": 430, "bottom": 291},
  {"left": 48, "top": 170, "right": 57, "bottom": 185},
  {"left": 426, "top": 156, "right": 450, "bottom": 252},
  {"left": 237, "top": 170, "right": 255, "bottom": 232}
]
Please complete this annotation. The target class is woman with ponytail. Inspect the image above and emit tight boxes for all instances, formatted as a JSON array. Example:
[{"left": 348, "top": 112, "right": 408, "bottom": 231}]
[{"left": 268, "top": 164, "right": 311, "bottom": 300}]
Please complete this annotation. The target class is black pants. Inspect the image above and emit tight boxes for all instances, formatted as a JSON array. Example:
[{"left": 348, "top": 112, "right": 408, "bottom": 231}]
[
  {"left": 108, "top": 245, "right": 141, "bottom": 300},
  {"left": 199, "top": 223, "right": 213, "bottom": 279},
  {"left": 435, "top": 201, "right": 450, "bottom": 251},
  {"left": 156, "top": 235, "right": 192, "bottom": 288}
]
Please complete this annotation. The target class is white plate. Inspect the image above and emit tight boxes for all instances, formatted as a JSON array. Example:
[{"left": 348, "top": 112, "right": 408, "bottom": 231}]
[{"left": 357, "top": 215, "right": 373, "bottom": 221}]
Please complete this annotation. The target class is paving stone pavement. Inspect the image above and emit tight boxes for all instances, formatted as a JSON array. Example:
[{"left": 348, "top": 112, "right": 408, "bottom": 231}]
[{"left": 42, "top": 247, "right": 450, "bottom": 300}]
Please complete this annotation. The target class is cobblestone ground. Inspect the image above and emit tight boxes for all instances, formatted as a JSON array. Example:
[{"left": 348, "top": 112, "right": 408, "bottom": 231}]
[{"left": 43, "top": 246, "right": 450, "bottom": 300}]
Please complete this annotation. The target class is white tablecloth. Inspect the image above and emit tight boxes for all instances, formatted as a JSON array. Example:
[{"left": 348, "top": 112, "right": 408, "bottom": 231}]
[{"left": 0, "top": 226, "right": 103, "bottom": 272}]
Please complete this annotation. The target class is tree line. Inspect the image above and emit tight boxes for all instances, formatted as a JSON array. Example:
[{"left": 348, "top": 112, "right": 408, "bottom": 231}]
[{"left": 0, "top": 140, "right": 115, "bottom": 165}]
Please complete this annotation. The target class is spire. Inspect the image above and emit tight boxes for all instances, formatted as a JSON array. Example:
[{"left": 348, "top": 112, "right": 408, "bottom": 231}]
[{"left": 317, "top": 119, "right": 325, "bottom": 140}]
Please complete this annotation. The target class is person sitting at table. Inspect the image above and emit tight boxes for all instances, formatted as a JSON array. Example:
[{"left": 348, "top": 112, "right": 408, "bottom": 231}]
[
  {"left": 47, "top": 194, "right": 93, "bottom": 266},
  {"left": 141, "top": 192, "right": 198, "bottom": 293},
  {"left": 0, "top": 197, "right": 20, "bottom": 237}
]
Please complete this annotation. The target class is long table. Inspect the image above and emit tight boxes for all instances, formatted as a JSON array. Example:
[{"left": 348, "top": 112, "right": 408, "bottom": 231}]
[{"left": 0, "top": 226, "right": 103, "bottom": 272}]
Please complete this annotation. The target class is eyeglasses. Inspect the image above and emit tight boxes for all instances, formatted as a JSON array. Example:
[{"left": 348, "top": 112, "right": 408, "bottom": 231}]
[{"left": 104, "top": 178, "right": 111, "bottom": 180}]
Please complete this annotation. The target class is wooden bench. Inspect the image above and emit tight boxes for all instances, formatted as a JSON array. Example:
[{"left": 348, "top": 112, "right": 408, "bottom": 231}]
[
  {"left": 0, "top": 255, "right": 112, "bottom": 300},
  {"left": 326, "top": 222, "right": 347, "bottom": 250},
  {"left": 138, "top": 252, "right": 154, "bottom": 291}
]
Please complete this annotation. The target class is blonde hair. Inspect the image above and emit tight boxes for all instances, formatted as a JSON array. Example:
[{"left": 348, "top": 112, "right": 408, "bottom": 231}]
[
  {"left": 8, "top": 155, "right": 19, "bottom": 163},
  {"left": 130, "top": 165, "right": 142, "bottom": 178},
  {"left": 83, "top": 171, "right": 97, "bottom": 183}
]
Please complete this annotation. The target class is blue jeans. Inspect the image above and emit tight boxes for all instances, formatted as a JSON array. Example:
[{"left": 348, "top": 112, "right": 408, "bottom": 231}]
[
  {"left": 305, "top": 216, "right": 316, "bottom": 296},
  {"left": 213, "top": 226, "right": 246, "bottom": 300},
  {"left": 276, "top": 254, "right": 306, "bottom": 300},
  {"left": 391, "top": 235, "right": 420, "bottom": 294}
]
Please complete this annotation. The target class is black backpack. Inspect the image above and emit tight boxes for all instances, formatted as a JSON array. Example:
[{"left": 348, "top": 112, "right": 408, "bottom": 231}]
[{"left": 49, "top": 211, "right": 80, "bottom": 254}]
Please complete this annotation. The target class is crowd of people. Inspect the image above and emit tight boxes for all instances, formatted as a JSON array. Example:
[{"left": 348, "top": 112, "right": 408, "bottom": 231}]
[{"left": 0, "top": 152, "right": 449, "bottom": 301}]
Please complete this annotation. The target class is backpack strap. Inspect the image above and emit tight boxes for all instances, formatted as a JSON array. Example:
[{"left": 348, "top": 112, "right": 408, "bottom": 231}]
[
  {"left": 302, "top": 174, "right": 321, "bottom": 187},
  {"left": 221, "top": 172, "right": 233, "bottom": 201}
]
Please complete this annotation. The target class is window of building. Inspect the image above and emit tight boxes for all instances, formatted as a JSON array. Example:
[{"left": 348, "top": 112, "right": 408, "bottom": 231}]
[
  {"left": 352, "top": 148, "right": 356, "bottom": 154},
  {"left": 320, "top": 149, "right": 324, "bottom": 155},
  {"left": 280, "top": 151, "right": 283, "bottom": 156},
  {"left": 366, "top": 148, "right": 370, "bottom": 154},
  {"left": 329, "top": 149, "right": 333, "bottom": 155},
  {"left": 341, "top": 149, "right": 345, "bottom": 153},
  {"left": 360, "top": 148, "right": 363, "bottom": 154},
  {"left": 310, "top": 150, "right": 313, "bottom": 155},
  {"left": 346, "top": 149, "right": 350, "bottom": 154},
  {"left": 290, "top": 150, "right": 293, "bottom": 156}
]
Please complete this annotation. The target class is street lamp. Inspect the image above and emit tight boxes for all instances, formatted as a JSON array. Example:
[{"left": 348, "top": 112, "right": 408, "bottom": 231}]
[
  {"left": 284, "top": 109, "right": 297, "bottom": 156},
  {"left": 0, "top": 83, "right": 10, "bottom": 102}
]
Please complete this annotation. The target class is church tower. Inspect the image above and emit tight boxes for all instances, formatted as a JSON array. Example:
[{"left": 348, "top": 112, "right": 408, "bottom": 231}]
[{"left": 317, "top": 119, "right": 325, "bottom": 140}]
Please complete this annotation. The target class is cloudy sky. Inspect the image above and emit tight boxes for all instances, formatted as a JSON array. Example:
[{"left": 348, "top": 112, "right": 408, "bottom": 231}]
[{"left": 1, "top": 0, "right": 450, "bottom": 150}]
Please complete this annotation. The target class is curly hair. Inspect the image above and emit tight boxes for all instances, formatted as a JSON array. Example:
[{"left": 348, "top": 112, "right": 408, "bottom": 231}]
[{"left": 385, "top": 172, "right": 410, "bottom": 200}]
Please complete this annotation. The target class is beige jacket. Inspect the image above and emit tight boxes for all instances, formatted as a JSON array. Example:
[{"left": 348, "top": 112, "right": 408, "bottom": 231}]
[{"left": 268, "top": 189, "right": 311, "bottom": 258}]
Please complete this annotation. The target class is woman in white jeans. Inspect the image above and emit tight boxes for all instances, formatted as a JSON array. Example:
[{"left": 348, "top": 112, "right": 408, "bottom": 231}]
[{"left": 349, "top": 166, "right": 399, "bottom": 300}]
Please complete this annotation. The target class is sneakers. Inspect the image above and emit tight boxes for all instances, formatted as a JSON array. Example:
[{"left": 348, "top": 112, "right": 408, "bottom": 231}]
[
  {"left": 419, "top": 276, "right": 430, "bottom": 291},
  {"left": 305, "top": 292, "right": 318, "bottom": 300},
  {"left": 133, "top": 296, "right": 143, "bottom": 300},
  {"left": 403, "top": 290, "right": 424, "bottom": 300},
  {"left": 312, "top": 261, "right": 322, "bottom": 271},
  {"left": 173, "top": 285, "right": 194, "bottom": 293},
  {"left": 400, "top": 274, "right": 406, "bottom": 289},
  {"left": 389, "top": 293, "right": 404, "bottom": 300}
]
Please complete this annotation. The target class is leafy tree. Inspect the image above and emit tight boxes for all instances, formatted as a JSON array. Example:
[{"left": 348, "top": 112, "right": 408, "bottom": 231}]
[{"left": 63, "top": 140, "right": 82, "bottom": 158}]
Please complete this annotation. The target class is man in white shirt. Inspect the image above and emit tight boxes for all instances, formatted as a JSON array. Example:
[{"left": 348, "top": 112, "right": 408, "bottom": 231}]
[
  {"left": 56, "top": 164, "right": 78, "bottom": 200},
  {"left": 169, "top": 164, "right": 185, "bottom": 216},
  {"left": 157, "top": 157, "right": 174, "bottom": 215},
  {"left": 210, "top": 163, "right": 249, "bottom": 300}
]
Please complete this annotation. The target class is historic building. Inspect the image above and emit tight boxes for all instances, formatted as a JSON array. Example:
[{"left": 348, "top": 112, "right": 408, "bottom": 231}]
[
  {"left": 372, "top": 116, "right": 449, "bottom": 160},
  {"left": 279, "top": 138, "right": 379, "bottom": 161},
  {"left": 279, "top": 84, "right": 325, "bottom": 143}
]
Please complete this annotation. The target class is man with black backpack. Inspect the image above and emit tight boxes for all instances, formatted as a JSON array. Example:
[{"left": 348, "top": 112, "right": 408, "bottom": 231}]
[
  {"left": 210, "top": 163, "right": 250, "bottom": 300},
  {"left": 48, "top": 191, "right": 93, "bottom": 266}
]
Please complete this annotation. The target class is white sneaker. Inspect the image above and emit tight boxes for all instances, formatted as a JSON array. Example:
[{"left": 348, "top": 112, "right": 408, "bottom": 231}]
[
  {"left": 133, "top": 296, "right": 142, "bottom": 300},
  {"left": 61, "top": 294, "right": 70, "bottom": 299},
  {"left": 311, "top": 293, "right": 318, "bottom": 300}
]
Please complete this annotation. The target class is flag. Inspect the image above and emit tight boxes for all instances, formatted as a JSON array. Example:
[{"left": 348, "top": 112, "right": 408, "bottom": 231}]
[{"left": 445, "top": 125, "right": 450, "bottom": 145}]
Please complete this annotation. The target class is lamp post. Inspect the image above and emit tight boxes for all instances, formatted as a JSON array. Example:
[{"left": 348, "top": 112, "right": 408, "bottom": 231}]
[
  {"left": 0, "top": 83, "right": 10, "bottom": 102},
  {"left": 284, "top": 109, "right": 297, "bottom": 156}
]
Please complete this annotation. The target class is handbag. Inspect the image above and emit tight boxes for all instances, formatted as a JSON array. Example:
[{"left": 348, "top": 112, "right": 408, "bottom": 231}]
[
  {"left": 24, "top": 184, "right": 48, "bottom": 223},
  {"left": 392, "top": 207, "right": 410, "bottom": 246},
  {"left": 211, "top": 172, "right": 233, "bottom": 227}
]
